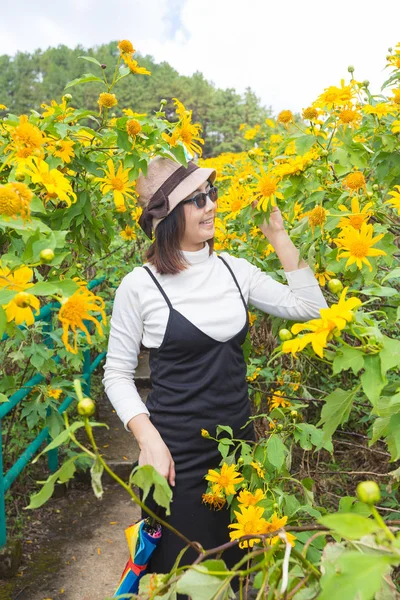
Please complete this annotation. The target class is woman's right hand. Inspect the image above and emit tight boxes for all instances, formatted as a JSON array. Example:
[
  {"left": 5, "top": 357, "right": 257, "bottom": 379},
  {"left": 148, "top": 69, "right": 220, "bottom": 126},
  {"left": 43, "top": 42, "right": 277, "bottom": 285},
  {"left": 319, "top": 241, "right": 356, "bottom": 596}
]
[{"left": 138, "top": 434, "right": 176, "bottom": 488}]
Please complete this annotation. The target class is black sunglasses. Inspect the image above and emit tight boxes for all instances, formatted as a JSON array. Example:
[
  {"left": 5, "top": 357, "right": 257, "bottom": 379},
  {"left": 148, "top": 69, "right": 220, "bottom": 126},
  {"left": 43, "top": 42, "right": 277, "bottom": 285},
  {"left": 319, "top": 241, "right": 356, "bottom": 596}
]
[{"left": 182, "top": 182, "right": 218, "bottom": 209}]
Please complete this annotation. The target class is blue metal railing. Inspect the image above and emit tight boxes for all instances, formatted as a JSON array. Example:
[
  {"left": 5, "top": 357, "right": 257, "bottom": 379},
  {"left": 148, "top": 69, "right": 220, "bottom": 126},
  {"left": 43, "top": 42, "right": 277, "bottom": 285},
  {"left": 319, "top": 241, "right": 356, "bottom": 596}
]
[{"left": 0, "top": 277, "right": 107, "bottom": 549}]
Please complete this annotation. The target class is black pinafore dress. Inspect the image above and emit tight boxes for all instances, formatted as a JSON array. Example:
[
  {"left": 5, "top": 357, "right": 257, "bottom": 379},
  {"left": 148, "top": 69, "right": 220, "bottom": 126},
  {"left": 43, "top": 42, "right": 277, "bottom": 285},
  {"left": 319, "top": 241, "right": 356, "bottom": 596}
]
[{"left": 141, "top": 255, "right": 256, "bottom": 574}]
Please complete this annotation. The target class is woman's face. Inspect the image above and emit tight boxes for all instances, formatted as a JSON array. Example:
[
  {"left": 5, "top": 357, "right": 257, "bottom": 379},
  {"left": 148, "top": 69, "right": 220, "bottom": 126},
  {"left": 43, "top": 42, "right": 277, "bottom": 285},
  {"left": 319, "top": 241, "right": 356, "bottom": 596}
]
[{"left": 180, "top": 180, "right": 217, "bottom": 251}]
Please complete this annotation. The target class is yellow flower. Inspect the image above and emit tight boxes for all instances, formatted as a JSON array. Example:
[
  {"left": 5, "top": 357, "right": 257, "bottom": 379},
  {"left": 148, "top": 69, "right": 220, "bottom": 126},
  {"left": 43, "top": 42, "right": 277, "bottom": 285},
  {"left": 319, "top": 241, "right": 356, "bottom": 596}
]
[
  {"left": 314, "top": 266, "right": 335, "bottom": 287},
  {"left": 268, "top": 390, "right": 291, "bottom": 410},
  {"left": 308, "top": 205, "right": 327, "bottom": 234},
  {"left": 302, "top": 107, "right": 318, "bottom": 121},
  {"left": 391, "top": 89, "right": 400, "bottom": 105},
  {"left": 122, "top": 55, "right": 151, "bottom": 76},
  {"left": 248, "top": 312, "right": 257, "bottom": 327},
  {"left": 126, "top": 119, "right": 142, "bottom": 137},
  {"left": 4, "top": 291, "right": 40, "bottom": 326},
  {"left": 47, "top": 387, "right": 62, "bottom": 400},
  {"left": 278, "top": 110, "right": 293, "bottom": 125},
  {"left": 0, "top": 265, "right": 34, "bottom": 291},
  {"left": 118, "top": 40, "right": 135, "bottom": 55},
  {"left": 202, "top": 488, "right": 226, "bottom": 510},
  {"left": 253, "top": 168, "right": 284, "bottom": 212},
  {"left": 120, "top": 225, "right": 136, "bottom": 241},
  {"left": 338, "top": 196, "right": 373, "bottom": 230},
  {"left": 23, "top": 158, "right": 77, "bottom": 207},
  {"left": 342, "top": 171, "right": 366, "bottom": 194},
  {"left": 0, "top": 182, "right": 32, "bottom": 220},
  {"left": 58, "top": 287, "right": 107, "bottom": 354},
  {"left": 41, "top": 97, "right": 75, "bottom": 122},
  {"left": 338, "top": 107, "right": 362, "bottom": 128},
  {"left": 97, "top": 93, "right": 118, "bottom": 112},
  {"left": 261, "top": 512, "right": 296, "bottom": 547},
  {"left": 228, "top": 505, "right": 268, "bottom": 548},
  {"left": 205, "top": 463, "right": 243, "bottom": 496},
  {"left": 385, "top": 185, "right": 400, "bottom": 215},
  {"left": 47, "top": 139, "right": 75, "bottom": 163},
  {"left": 270, "top": 134, "right": 283, "bottom": 145},
  {"left": 201, "top": 429, "right": 210, "bottom": 438},
  {"left": 131, "top": 206, "right": 142, "bottom": 222},
  {"left": 0, "top": 104, "right": 7, "bottom": 110},
  {"left": 243, "top": 125, "right": 260, "bottom": 140},
  {"left": 96, "top": 159, "right": 136, "bottom": 212},
  {"left": 334, "top": 222, "right": 386, "bottom": 271},
  {"left": 237, "top": 488, "right": 265, "bottom": 507},
  {"left": 283, "top": 318, "right": 337, "bottom": 358},
  {"left": 218, "top": 184, "right": 251, "bottom": 217},
  {"left": 8, "top": 115, "right": 45, "bottom": 159},
  {"left": 163, "top": 101, "right": 204, "bottom": 157},
  {"left": 392, "top": 120, "right": 400, "bottom": 134},
  {"left": 314, "top": 80, "right": 354, "bottom": 110},
  {"left": 319, "top": 287, "right": 362, "bottom": 330},
  {"left": 363, "top": 103, "right": 397, "bottom": 118},
  {"left": 250, "top": 461, "right": 265, "bottom": 479}
]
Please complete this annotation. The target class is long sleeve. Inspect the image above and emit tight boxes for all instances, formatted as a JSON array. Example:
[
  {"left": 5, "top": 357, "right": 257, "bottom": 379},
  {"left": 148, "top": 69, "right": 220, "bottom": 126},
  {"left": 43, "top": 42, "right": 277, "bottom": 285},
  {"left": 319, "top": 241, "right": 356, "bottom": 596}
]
[
  {"left": 248, "top": 264, "right": 328, "bottom": 321},
  {"left": 102, "top": 272, "right": 150, "bottom": 431}
]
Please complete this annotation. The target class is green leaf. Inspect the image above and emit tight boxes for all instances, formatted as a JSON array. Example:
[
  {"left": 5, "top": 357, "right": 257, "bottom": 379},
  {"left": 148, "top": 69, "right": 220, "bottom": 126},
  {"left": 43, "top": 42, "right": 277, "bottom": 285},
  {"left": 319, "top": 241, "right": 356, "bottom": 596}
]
[
  {"left": 216, "top": 425, "right": 233, "bottom": 438},
  {"left": 90, "top": 456, "right": 104, "bottom": 500},
  {"left": 0, "top": 393, "right": 9, "bottom": 403},
  {"left": 116, "top": 129, "right": 132, "bottom": 152},
  {"left": 319, "top": 552, "right": 394, "bottom": 600},
  {"left": 0, "top": 306, "right": 6, "bottom": 338},
  {"left": 295, "top": 135, "right": 316, "bottom": 155},
  {"left": 32, "top": 422, "right": 84, "bottom": 463},
  {"left": 64, "top": 73, "right": 105, "bottom": 90},
  {"left": 130, "top": 465, "right": 172, "bottom": 516},
  {"left": 361, "top": 355, "right": 386, "bottom": 405},
  {"left": 29, "top": 279, "right": 79, "bottom": 298},
  {"left": 177, "top": 560, "right": 234, "bottom": 600},
  {"left": 26, "top": 455, "right": 83, "bottom": 509},
  {"left": 78, "top": 56, "right": 104, "bottom": 68},
  {"left": 319, "top": 513, "right": 379, "bottom": 539},
  {"left": 382, "top": 267, "right": 400, "bottom": 283},
  {"left": 333, "top": 346, "right": 364, "bottom": 376},
  {"left": 360, "top": 285, "right": 398, "bottom": 297},
  {"left": 267, "top": 435, "right": 285, "bottom": 469},
  {"left": 317, "top": 387, "right": 356, "bottom": 440},
  {"left": 380, "top": 336, "right": 400, "bottom": 374}
]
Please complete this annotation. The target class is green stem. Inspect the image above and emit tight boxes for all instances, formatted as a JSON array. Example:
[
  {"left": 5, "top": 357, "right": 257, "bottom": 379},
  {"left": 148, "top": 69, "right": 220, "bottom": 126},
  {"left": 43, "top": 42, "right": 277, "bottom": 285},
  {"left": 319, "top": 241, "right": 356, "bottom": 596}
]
[
  {"left": 82, "top": 418, "right": 198, "bottom": 550},
  {"left": 371, "top": 505, "right": 396, "bottom": 542},
  {"left": 291, "top": 546, "right": 321, "bottom": 579}
]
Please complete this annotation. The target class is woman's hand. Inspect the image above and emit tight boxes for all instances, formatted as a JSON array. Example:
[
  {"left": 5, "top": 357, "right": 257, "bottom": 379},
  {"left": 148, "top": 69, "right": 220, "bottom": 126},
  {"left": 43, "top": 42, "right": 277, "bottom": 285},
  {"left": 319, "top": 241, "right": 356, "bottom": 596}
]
[
  {"left": 127, "top": 414, "right": 176, "bottom": 487},
  {"left": 251, "top": 201, "right": 286, "bottom": 240},
  {"left": 138, "top": 434, "right": 176, "bottom": 487}
]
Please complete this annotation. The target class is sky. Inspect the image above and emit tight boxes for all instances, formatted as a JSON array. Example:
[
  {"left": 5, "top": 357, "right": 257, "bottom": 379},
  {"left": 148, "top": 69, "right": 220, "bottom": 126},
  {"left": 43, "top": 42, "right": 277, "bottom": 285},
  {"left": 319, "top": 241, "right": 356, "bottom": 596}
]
[{"left": 1, "top": 0, "right": 399, "bottom": 114}]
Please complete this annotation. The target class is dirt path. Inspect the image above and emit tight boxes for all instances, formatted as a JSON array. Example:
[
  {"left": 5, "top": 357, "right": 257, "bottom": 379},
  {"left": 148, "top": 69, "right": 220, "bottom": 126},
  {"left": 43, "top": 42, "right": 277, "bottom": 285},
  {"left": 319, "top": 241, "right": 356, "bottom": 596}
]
[{"left": 1, "top": 352, "right": 150, "bottom": 600}]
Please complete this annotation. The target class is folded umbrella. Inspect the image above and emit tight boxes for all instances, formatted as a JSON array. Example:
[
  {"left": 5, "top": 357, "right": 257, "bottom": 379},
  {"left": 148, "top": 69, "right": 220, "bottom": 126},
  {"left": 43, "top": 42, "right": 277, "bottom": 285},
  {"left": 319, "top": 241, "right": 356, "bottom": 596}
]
[{"left": 114, "top": 517, "right": 162, "bottom": 597}]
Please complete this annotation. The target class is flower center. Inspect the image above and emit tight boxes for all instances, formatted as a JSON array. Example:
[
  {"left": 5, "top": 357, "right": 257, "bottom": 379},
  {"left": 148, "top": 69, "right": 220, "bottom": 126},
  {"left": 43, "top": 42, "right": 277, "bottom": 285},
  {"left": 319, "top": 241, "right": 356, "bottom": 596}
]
[
  {"left": 0, "top": 188, "right": 21, "bottom": 216},
  {"left": 350, "top": 240, "right": 369, "bottom": 258},
  {"left": 349, "top": 214, "right": 365, "bottom": 229},
  {"left": 61, "top": 297, "right": 86, "bottom": 324},
  {"left": 111, "top": 177, "right": 124, "bottom": 191},
  {"left": 259, "top": 179, "right": 277, "bottom": 197}
]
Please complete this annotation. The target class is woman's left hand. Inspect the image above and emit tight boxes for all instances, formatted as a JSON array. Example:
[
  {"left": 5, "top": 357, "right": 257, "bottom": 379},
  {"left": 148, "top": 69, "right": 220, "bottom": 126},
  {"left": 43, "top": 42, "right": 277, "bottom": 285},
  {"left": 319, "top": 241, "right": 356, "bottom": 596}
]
[{"left": 251, "top": 202, "right": 286, "bottom": 240}]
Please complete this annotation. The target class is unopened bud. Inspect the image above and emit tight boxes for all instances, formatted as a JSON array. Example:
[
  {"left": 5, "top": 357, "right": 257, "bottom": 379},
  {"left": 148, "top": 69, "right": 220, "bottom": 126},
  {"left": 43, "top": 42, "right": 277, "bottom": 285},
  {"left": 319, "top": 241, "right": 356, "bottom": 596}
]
[
  {"left": 101, "top": 64, "right": 107, "bottom": 69},
  {"left": 347, "top": 65, "right": 355, "bottom": 73}
]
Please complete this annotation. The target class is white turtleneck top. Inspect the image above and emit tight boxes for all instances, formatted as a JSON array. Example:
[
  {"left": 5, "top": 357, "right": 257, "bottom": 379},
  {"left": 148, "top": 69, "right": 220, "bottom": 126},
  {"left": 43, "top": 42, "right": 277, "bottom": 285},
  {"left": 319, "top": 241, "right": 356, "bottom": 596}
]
[{"left": 102, "top": 245, "right": 328, "bottom": 429}]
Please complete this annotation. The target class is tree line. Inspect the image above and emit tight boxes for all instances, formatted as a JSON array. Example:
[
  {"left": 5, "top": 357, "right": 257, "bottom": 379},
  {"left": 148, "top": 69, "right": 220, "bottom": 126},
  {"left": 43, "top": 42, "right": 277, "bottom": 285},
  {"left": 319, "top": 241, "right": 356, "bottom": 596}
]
[{"left": 0, "top": 41, "right": 271, "bottom": 156}]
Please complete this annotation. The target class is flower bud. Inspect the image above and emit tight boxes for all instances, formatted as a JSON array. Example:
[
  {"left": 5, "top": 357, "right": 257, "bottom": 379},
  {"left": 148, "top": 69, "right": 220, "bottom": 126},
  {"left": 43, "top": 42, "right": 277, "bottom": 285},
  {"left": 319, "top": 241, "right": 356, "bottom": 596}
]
[
  {"left": 316, "top": 169, "right": 323, "bottom": 176},
  {"left": 160, "top": 99, "right": 167, "bottom": 105},
  {"left": 201, "top": 429, "right": 210, "bottom": 438},
  {"left": 321, "top": 149, "right": 329, "bottom": 157},
  {"left": 372, "top": 184, "right": 379, "bottom": 191},
  {"left": 101, "top": 64, "right": 107, "bottom": 69},
  {"left": 356, "top": 480, "right": 381, "bottom": 505},
  {"left": 77, "top": 397, "right": 96, "bottom": 417},
  {"left": 237, "top": 457, "right": 244, "bottom": 465},
  {"left": 278, "top": 328, "right": 292, "bottom": 342},
  {"left": 290, "top": 410, "right": 298, "bottom": 419},
  {"left": 154, "top": 144, "right": 163, "bottom": 151},
  {"left": 347, "top": 65, "right": 355, "bottom": 73},
  {"left": 64, "top": 94, "right": 72, "bottom": 102},
  {"left": 277, "top": 424, "right": 284, "bottom": 431},
  {"left": 367, "top": 191, "right": 374, "bottom": 198},
  {"left": 363, "top": 80, "right": 370, "bottom": 87},
  {"left": 273, "top": 502, "right": 279, "bottom": 510},
  {"left": 328, "top": 279, "right": 343, "bottom": 295},
  {"left": 40, "top": 248, "right": 55, "bottom": 263}
]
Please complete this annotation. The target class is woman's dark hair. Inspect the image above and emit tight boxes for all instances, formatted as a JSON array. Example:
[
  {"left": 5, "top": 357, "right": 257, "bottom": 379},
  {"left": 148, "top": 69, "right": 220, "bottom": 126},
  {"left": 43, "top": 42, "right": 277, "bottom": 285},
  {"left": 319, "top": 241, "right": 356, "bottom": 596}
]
[{"left": 145, "top": 202, "right": 214, "bottom": 275}]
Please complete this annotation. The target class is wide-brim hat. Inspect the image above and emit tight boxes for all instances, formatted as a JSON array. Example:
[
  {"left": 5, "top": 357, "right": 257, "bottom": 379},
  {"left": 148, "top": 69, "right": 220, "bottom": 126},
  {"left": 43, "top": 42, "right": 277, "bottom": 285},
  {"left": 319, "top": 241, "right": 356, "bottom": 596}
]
[{"left": 136, "top": 156, "right": 216, "bottom": 238}]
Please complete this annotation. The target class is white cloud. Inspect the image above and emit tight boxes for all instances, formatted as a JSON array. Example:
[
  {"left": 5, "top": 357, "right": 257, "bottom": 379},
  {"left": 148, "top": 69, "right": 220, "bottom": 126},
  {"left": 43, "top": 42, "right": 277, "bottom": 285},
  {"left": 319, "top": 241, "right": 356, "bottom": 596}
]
[{"left": 1, "top": 0, "right": 399, "bottom": 113}]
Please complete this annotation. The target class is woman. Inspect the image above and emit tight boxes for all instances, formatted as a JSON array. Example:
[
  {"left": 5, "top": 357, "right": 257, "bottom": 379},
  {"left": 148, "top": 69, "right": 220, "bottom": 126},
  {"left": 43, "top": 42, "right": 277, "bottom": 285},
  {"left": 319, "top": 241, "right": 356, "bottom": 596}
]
[{"left": 102, "top": 156, "right": 328, "bottom": 580}]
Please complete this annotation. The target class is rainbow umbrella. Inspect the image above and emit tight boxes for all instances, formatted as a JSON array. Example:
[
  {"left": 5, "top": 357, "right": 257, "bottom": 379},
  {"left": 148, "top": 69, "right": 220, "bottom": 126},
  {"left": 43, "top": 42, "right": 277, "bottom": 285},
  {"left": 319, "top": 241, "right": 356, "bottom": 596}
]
[{"left": 113, "top": 517, "right": 162, "bottom": 597}]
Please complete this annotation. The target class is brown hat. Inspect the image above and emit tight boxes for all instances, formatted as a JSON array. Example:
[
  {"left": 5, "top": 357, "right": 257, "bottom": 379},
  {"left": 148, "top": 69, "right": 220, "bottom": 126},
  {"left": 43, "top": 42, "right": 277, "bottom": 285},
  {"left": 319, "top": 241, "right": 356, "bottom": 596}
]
[{"left": 136, "top": 156, "right": 216, "bottom": 238}]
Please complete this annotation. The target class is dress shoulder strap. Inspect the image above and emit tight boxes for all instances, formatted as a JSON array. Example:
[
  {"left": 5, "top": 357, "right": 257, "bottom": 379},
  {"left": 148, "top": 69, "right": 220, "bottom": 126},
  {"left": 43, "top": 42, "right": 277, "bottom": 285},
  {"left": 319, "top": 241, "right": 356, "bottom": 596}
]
[
  {"left": 217, "top": 255, "right": 248, "bottom": 308},
  {"left": 143, "top": 266, "right": 173, "bottom": 309}
]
